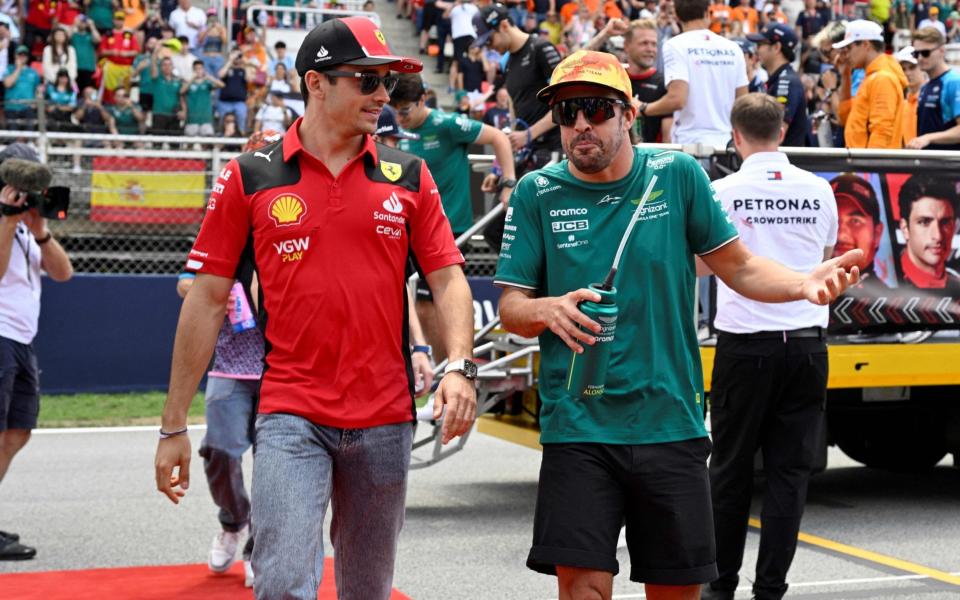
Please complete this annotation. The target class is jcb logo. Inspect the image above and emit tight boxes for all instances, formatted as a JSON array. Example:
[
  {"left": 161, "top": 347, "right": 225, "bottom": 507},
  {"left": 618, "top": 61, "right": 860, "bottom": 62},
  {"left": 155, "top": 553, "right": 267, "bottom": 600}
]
[
  {"left": 551, "top": 220, "right": 589, "bottom": 233},
  {"left": 273, "top": 237, "right": 310, "bottom": 262}
]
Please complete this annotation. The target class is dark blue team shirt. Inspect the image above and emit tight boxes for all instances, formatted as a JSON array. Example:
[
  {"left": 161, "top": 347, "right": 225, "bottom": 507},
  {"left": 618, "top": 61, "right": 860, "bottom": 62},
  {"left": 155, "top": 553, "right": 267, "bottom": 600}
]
[
  {"left": 917, "top": 68, "right": 960, "bottom": 150},
  {"left": 766, "top": 63, "right": 810, "bottom": 147}
]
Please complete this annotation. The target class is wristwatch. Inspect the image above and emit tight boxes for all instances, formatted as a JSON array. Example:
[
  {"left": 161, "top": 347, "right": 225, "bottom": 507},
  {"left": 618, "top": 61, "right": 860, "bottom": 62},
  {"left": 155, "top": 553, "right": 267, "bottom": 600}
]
[
  {"left": 498, "top": 177, "right": 517, "bottom": 191},
  {"left": 443, "top": 358, "right": 478, "bottom": 380}
]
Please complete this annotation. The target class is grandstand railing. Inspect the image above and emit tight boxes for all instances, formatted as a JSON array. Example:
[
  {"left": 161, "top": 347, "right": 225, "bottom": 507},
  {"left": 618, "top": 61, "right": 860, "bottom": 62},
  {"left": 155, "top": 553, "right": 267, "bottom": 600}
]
[{"left": 2, "top": 128, "right": 959, "bottom": 276}]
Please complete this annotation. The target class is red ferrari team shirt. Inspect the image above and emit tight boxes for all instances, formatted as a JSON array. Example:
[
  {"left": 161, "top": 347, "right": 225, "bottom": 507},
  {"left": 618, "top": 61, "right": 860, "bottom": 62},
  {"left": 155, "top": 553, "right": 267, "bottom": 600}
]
[{"left": 188, "top": 118, "right": 464, "bottom": 428}]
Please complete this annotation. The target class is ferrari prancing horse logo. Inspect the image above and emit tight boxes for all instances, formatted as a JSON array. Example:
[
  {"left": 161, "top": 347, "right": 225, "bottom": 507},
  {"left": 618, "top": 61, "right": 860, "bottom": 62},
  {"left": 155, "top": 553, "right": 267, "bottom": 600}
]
[
  {"left": 374, "top": 30, "right": 387, "bottom": 45},
  {"left": 380, "top": 160, "right": 402, "bottom": 182}
]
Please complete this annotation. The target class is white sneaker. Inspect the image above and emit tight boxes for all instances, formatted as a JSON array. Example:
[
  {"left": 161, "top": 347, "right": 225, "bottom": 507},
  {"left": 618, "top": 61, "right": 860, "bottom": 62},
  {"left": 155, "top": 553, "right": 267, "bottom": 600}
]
[
  {"left": 244, "top": 560, "right": 255, "bottom": 588},
  {"left": 208, "top": 526, "right": 245, "bottom": 573}
]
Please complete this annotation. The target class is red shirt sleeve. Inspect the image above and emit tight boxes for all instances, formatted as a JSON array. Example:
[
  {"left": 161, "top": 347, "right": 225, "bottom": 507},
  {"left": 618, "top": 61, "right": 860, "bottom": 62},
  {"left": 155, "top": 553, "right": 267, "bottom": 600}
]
[
  {"left": 408, "top": 161, "right": 464, "bottom": 276},
  {"left": 186, "top": 160, "right": 252, "bottom": 278}
]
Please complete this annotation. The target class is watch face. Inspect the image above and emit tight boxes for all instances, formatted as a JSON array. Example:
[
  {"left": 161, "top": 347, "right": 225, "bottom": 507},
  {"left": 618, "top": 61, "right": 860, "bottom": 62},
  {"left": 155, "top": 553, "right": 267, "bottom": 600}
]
[{"left": 463, "top": 359, "right": 478, "bottom": 379}]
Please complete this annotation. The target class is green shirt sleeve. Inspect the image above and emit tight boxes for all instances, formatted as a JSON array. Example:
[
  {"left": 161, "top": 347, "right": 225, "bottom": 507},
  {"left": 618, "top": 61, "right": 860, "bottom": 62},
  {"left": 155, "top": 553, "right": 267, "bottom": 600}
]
[
  {"left": 444, "top": 113, "right": 484, "bottom": 146},
  {"left": 679, "top": 153, "right": 738, "bottom": 255},
  {"left": 493, "top": 176, "right": 544, "bottom": 290}
]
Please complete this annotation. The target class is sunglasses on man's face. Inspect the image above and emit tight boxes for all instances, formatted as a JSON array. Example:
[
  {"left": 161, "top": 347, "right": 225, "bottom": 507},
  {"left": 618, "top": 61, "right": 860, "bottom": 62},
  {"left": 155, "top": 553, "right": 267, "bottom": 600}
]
[
  {"left": 324, "top": 70, "right": 399, "bottom": 95},
  {"left": 912, "top": 46, "right": 941, "bottom": 58},
  {"left": 551, "top": 97, "right": 627, "bottom": 127}
]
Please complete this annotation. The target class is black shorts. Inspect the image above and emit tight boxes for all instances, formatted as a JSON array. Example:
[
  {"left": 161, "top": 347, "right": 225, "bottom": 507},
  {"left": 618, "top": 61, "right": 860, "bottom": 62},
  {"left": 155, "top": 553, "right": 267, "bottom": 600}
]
[
  {"left": 528, "top": 438, "right": 718, "bottom": 585},
  {"left": 452, "top": 35, "right": 474, "bottom": 63},
  {"left": 421, "top": 2, "right": 440, "bottom": 31},
  {"left": 0, "top": 336, "right": 40, "bottom": 432}
]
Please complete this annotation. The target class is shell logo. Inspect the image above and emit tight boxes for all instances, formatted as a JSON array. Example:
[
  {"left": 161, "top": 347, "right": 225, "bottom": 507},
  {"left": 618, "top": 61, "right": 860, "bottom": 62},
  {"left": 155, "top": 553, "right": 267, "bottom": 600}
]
[{"left": 269, "top": 194, "right": 307, "bottom": 227}]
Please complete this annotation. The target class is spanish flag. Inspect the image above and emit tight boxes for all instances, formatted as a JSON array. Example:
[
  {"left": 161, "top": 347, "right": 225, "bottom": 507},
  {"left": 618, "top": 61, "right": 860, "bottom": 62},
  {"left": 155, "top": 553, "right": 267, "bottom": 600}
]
[{"left": 90, "top": 157, "right": 207, "bottom": 223}]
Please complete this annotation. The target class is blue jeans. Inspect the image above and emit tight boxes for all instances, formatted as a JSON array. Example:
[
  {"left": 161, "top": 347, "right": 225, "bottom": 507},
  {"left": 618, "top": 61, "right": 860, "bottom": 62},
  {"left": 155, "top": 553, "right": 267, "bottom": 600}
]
[
  {"left": 199, "top": 376, "right": 257, "bottom": 534},
  {"left": 251, "top": 413, "right": 413, "bottom": 600},
  {"left": 200, "top": 54, "right": 225, "bottom": 79},
  {"left": 217, "top": 99, "right": 248, "bottom": 134}
]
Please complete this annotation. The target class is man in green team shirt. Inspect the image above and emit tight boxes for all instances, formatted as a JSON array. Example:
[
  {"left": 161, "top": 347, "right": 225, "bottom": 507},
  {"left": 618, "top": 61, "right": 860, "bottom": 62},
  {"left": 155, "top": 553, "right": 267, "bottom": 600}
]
[
  {"left": 494, "top": 50, "right": 863, "bottom": 600},
  {"left": 182, "top": 60, "right": 225, "bottom": 136},
  {"left": 389, "top": 73, "right": 516, "bottom": 361},
  {"left": 149, "top": 50, "right": 184, "bottom": 135}
]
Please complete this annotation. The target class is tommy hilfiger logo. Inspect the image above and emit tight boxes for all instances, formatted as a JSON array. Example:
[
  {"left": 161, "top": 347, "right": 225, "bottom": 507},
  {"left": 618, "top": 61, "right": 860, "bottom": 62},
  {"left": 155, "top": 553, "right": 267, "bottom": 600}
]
[
  {"left": 315, "top": 46, "right": 331, "bottom": 62},
  {"left": 382, "top": 192, "right": 403, "bottom": 213}
]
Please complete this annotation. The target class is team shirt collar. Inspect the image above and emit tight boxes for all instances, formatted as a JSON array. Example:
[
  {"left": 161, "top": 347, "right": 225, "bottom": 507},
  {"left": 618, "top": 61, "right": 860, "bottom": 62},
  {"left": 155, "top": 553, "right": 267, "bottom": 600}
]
[
  {"left": 740, "top": 151, "right": 789, "bottom": 170},
  {"left": 282, "top": 116, "right": 380, "bottom": 164}
]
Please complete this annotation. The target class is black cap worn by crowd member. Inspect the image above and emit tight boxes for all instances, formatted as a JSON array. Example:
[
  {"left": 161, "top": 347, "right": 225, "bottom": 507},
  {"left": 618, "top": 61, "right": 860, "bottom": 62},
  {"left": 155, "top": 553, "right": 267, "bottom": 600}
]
[
  {"left": 746, "top": 23, "right": 799, "bottom": 53},
  {"left": 471, "top": 4, "right": 510, "bottom": 49},
  {"left": 830, "top": 173, "right": 881, "bottom": 223},
  {"left": 376, "top": 105, "right": 419, "bottom": 140},
  {"left": 295, "top": 16, "right": 423, "bottom": 78},
  {"left": 732, "top": 37, "right": 757, "bottom": 56}
]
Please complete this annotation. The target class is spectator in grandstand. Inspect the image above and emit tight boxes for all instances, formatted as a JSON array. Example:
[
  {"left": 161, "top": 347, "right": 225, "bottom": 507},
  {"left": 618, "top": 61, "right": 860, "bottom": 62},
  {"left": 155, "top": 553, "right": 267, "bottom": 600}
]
[
  {"left": 457, "top": 45, "right": 488, "bottom": 92},
  {"left": 121, "top": 0, "right": 147, "bottom": 33},
  {"left": 183, "top": 60, "right": 224, "bottom": 137},
  {"left": 142, "top": 7, "right": 165, "bottom": 41},
  {"left": 761, "top": 0, "right": 787, "bottom": 26},
  {"left": 267, "top": 40, "right": 294, "bottom": 74},
  {"left": 495, "top": 52, "right": 858, "bottom": 600},
  {"left": 86, "top": 0, "right": 117, "bottom": 34},
  {"left": 24, "top": 0, "right": 57, "bottom": 51},
  {"left": 0, "top": 144, "right": 73, "bottom": 562},
  {"left": 3, "top": 46, "right": 41, "bottom": 127},
  {"left": 70, "top": 15, "right": 100, "bottom": 93},
  {"left": 390, "top": 73, "right": 516, "bottom": 361},
  {"left": 0, "top": 23, "right": 10, "bottom": 90},
  {"left": 254, "top": 90, "right": 294, "bottom": 133},
  {"left": 218, "top": 50, "right": 251, "bottom": 134},
  {"left": 447, "top": 0, "right": 479, "bottom": 92},
  {"left": 896, "top": 46, "right": 925, "bottom": 143},
  {"left": 150, "top": 54, "right": 185, "bottom": 135},
  {"left": 642, "top": 0, "right": 747, "bottom": 147},
  {"left": 107, "top": 87, "right": 146, "bottom": 136},
  {"left": 796, "top": 0, "right": 828, "bottom": 41},
  {"left": 890, "top": 0, "right": 912, "bottom": 36},
  {"left": 906, "top": 27, "right": 960, "bottom": 150},
  {"left": 156, "top": 16, "right": 476, "bottom": 600},
  {"left": 730, "top": 0, "right": 759, "bottom": 36},
  {"left": 0, "top": 8, "right": 19, "bottom": 45},
  {"left": 198, "top": 9, "right": 228, "bottom": 77},
  {"left": 132, "top": 36, "right": 158, "bottom": 114},
  {"left": 706, "top": 92, "right": 838, "bottom": 600},
  {"left": 169, "top": 0, "right": 206, "bottom": 50},
  {"left": 601, "top": 18, "right": 672, "bottom": 143},
  {"left": 709, "top": 0, "right": 734, "bottom": 36},
  {"left": 483, "top": 86, "right": 513, "bottom": 129},
  {"left": 45, "top": 68, "right": 78, "bottom": 129},
  {"left": 919, "top": 5, "right": 948, "bottom": 35},
  {"left": 565, "top": 3, "right": 599, "bottom": 49},
  {"left": 735, "top": 38, "right": 767, "bottom": 93},
  {"left": 830, "top": 173, "right": 889, "bottom": 287},
  {"left": 748, "top": 23, "right": 810, "bottom": 146},
  {"left": 897, "top": 174, "right": 960, "bottom": 290},
  {"left": 99, "top": 11, "right": 141, "bottom": 105},
  {"left": 220, "top": 111, "right": 243, "bottom": 137},
  {"left": 41, "top": 28, "right": 77, "bottom": 85},
  {"left": 540, "top": 11, "right": 564, "bottom": 45},
  {"left": 170, "top": 36, "right": 199, "bottom": 79},
  {"left": 835, "top": 19, "right": 907, "bottom": 148},
  {"left": 267, "top": 62, "right": 294, "bottom": 104},
  {"left": 74, "top": 86, "right": 114, "bottom": 134}
]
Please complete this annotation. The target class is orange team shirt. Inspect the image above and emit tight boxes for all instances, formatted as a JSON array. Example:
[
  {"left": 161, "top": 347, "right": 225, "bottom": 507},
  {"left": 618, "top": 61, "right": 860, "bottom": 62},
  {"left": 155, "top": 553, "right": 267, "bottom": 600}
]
[
  {"left": 710, "top": 3, "right": 734, "bottom": 34},
  {"left": 731, "top": 6, "right": 759, "bottom": 34},
  {"left": 765, "top": 8, "right": 788, "bottom": 24}
]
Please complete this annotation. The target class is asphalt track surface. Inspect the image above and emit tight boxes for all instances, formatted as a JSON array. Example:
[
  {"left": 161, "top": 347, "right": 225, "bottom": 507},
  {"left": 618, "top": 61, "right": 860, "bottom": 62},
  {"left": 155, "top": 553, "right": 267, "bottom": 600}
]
[{"left": 1, "top": 425, "right": 959, "bottom": 599}]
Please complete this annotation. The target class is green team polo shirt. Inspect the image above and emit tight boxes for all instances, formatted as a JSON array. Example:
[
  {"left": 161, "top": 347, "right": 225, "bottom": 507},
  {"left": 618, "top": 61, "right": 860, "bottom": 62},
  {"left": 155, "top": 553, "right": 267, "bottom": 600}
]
[
  {"left": 494, "top": 147, "right": 738, "bottom": 445},
  {"left": 185, "top": 79, "right": 213, "bottom": 125},
  {"left": 152, "top": 76, "right": 182, "bottom": 116},
  {"left": 398, "top": 109, "right": 483, "bottom": 234}
]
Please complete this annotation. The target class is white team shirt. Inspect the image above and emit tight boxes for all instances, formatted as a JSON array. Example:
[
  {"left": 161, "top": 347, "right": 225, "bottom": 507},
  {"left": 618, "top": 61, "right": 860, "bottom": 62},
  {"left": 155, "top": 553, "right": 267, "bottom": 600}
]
[
  {"left": 450, "top": 3, "right": 479, "bottom": 39},
  {"left": 0, "top": 223, "right": 42, "bottom": 344},
  {"left": 662, "top": 29, "right": 748, "bottom": 147},
  {"left": 712, "top": 152, "right": 838, "bottom": 333},
  {"left": 168, "top": 6, "right": 207, "bottom": 49}
]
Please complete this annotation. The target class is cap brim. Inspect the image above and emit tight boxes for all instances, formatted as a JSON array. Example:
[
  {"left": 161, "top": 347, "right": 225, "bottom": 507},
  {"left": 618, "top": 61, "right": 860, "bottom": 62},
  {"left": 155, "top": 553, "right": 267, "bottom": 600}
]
[
  {"left": 536, "top": 80, "right": 626, "bottom": 102},
  {"left": 347, "top": 56, "right": 423, "bottom": 72},
  {"left": 471, "top": 30, "right": 494, "bottom": 49},
  {"left": 745, "top": 33, "right": 768, "bottom": 43},
  {"left": 832, "top": 38, "right": 856, "bottom": 49}
]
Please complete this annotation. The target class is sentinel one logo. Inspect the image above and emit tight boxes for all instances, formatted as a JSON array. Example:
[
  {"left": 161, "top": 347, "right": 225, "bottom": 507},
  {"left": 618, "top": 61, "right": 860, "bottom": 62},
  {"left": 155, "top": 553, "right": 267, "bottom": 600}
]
[
  {"left": 549, "top": 208, "right": 588, "bottom": 217},
  {"left": 273, "top": 236, "right": 310, "bottom": 262}
]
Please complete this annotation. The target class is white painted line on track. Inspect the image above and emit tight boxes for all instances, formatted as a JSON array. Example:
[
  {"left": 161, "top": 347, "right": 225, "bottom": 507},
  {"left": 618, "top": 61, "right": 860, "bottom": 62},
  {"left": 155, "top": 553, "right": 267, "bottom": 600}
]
[
  {"left": 543, "top": 572, "right": 960, "bottom": 600},
  {"left": 33, "top": 424, "right": 207, "bottom": 435}
]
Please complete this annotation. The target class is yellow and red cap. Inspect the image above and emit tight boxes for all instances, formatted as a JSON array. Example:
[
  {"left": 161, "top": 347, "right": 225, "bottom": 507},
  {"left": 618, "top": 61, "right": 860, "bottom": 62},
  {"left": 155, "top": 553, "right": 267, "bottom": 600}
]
[{"left": 537, "top": 50, "right": 632, "bottom": 103}]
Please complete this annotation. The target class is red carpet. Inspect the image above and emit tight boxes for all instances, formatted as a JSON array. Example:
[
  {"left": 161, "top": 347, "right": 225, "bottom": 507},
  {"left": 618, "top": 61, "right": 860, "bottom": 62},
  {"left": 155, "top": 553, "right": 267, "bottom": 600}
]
[{"left": 0, "top": 559, "right": 411, "bottom": 600}]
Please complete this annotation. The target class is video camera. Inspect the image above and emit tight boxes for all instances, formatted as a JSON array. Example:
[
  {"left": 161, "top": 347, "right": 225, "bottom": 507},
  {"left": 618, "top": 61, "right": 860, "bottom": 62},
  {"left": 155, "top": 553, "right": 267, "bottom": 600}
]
[{"left": 0, "top": 144, "right": 70, "bottom": 221}]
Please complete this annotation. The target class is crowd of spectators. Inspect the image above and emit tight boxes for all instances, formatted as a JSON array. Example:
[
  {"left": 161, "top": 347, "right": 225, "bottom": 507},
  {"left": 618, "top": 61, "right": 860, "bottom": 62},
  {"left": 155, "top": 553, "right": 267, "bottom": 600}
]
[{"left": 0, "top": 0, "right": 307, "bottom": 140}]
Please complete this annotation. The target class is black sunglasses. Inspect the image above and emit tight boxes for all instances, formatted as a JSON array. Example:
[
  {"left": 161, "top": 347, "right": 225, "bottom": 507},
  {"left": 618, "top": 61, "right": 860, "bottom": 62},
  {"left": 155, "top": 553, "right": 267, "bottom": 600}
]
[
  {"left": 324, "top": 70, "right": 399, "bottom": 95},
  {"left": 912, "top": 46, "right": 941, "bottom": 58},
  {"left": 551, "top": 97, "right": 627, "bottom": 127}
]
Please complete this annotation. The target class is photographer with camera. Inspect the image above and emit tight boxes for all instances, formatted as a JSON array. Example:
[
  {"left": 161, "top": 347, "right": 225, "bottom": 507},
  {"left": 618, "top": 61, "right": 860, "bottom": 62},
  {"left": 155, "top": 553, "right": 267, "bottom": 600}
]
[{"left": 0, "top": 144, "right": 72, "bottom": 561}]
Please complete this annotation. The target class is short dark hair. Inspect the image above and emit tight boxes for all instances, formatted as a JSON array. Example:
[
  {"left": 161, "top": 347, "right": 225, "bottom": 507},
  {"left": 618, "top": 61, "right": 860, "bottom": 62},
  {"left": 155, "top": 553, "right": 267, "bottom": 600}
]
[
  {"left": 193, "top": 60, "right": 204, "bottom": 68},
  {"left": 674, "top": 0, "right": 710, "bottom": 23},
  {"left": 898, "top": 174, "right": 960, "bottom": 221},
  {"left": 730, "top": 93, "right": 784, "bottom": 143},
  {"left": 275, "top": 40, "right": 287, "bottom": 49},
  {"left": 779, "top": 43, "right": 796, "bottom": 63},
  {"left": 389, "top": 73, "right": 425, "bottom": 105}
]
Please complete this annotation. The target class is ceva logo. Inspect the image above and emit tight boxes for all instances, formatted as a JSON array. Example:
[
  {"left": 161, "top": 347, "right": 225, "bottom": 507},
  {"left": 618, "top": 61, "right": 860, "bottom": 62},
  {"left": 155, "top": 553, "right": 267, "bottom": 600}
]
[{"left": 382, "top": 192, "right": 403, "bottom": 214}]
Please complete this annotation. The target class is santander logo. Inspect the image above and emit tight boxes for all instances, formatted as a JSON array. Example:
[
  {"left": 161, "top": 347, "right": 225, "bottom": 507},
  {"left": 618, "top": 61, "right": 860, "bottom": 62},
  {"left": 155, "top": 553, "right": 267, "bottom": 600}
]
[{"left": 382, "top": 192, "right": 403, "bottom": 214}]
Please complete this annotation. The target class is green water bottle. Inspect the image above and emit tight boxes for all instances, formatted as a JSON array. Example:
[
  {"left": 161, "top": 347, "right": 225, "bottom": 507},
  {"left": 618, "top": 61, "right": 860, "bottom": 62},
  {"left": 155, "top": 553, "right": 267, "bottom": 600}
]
[{"left": 565, "top": 284, "right": 618, "bottom": 399}]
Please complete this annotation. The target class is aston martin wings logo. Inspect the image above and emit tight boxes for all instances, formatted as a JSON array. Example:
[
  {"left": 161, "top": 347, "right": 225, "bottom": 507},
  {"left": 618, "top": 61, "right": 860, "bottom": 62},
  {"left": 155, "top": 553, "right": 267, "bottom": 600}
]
[{"left": 380, "top": 160, "right": 402, "bottom": 182}]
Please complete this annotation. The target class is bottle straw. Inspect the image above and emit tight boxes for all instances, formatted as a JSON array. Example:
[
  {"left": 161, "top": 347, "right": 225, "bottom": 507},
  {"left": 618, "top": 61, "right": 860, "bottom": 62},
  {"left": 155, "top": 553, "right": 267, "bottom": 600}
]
[{"left": 599, "top": 174, "right": 659, "bottom": 291}]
